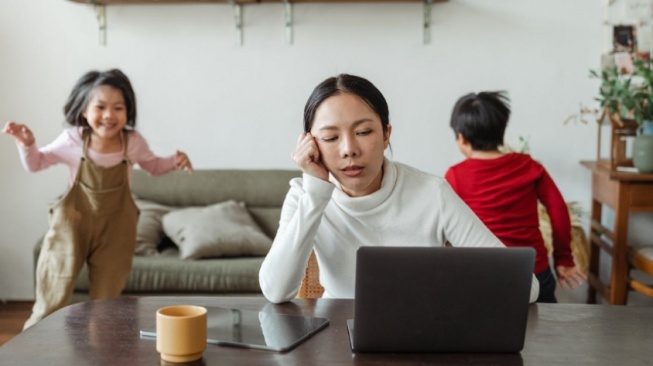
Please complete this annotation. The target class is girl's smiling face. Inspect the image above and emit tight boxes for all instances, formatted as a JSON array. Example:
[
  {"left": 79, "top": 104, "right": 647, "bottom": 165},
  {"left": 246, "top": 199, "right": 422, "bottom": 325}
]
[
  {"left": 83, "top": 85, "right": 127, "bottom": 142},
  {"left": 310, "top": 92, "right": 391, "bottom": 197}
]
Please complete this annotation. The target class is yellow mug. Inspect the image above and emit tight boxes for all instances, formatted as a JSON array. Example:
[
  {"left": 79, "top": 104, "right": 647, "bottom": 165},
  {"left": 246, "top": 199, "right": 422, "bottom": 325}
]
[{"left": 156, "top": 305, "right": 207, "bottom": 363}]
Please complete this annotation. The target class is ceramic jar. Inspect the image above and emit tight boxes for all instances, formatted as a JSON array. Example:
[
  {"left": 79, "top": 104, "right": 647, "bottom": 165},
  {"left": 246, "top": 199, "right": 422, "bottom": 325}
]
[{"left": 633, "top": 121, "right": 653, "bottom": 173}]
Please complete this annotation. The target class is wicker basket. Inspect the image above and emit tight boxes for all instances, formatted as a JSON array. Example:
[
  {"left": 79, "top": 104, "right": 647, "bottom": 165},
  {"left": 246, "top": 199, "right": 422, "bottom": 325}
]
[
  {"left": 538, "top": 202, "right": 589, "bottom": 274},
  {"left": 296, "top": 251, "right": 325, "bottom": 299}
]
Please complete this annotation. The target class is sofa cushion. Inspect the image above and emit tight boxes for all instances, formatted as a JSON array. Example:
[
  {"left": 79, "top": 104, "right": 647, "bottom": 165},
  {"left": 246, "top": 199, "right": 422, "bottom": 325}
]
[
  {"left": 74, "top": 246, "right": 264, "bottom": 293},
  {"left": 130, "top": 169, "right": 301, "bottom": 238},
  {"left": 134, "top": 198, "right": 177, "bottom": 256},
  {"left": 162, "top": 200, "right": 272, "bottom": 260}
]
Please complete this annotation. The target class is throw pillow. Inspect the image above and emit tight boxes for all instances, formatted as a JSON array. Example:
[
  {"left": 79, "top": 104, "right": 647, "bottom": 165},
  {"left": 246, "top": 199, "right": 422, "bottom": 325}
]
[
  {"left": 134, "top": 198, "right": 176, "bottom": 256},
  {"left": 162, "top": 200, "right": 272, "bottom": 260}
]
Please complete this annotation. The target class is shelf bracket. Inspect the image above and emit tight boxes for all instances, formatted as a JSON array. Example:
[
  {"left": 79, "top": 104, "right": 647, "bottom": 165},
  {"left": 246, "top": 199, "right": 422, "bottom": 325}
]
[
  {"left": 230, "top": 0, "right": 243, "bottom": 46},
  {"left": 94, "top": 4, "right": 107, "bottom": 46},
  {"left": 283, "top": 0, "right": 293, "bottom": 45},
  {"left": 423, "top": 0, "right": 433, "bottom": 44}
]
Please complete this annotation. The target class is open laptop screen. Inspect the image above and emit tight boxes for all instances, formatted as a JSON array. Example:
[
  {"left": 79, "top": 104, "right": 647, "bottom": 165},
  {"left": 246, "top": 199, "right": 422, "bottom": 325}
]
[{"left": 349, "top": 246, "right": 535, "bottom": 353}]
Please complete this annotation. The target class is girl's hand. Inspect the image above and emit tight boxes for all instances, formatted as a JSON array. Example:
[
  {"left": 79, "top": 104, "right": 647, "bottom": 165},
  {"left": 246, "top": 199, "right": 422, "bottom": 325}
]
[
  {"left": 174, "top": 150, "right": 193, "bottom": 173},
  {"left": 291, "top": 133, "right": 328, "bottom": 181},
  {"left": 3, "top": 121, "right": 35, "bottom": 147},
  {"left": 555, "top": 265, "right": 587, "bottom": 290}
]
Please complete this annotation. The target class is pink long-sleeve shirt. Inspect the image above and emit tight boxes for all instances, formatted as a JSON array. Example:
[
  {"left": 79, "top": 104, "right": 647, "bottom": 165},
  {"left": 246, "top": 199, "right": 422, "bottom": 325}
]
[{"left": 17, "top": 127, "right": 176, "bottom": 185}]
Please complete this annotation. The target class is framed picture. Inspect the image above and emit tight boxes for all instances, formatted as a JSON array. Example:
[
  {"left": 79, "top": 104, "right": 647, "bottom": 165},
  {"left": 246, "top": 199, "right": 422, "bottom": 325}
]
[{"left": 613, "top": 25, "right": 636, "bottom": 53}]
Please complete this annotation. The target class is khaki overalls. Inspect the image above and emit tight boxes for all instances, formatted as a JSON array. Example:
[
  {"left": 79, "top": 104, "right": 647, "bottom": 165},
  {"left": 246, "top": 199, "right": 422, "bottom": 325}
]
[{"left": 24, "top": 130, "right": 139, "bottom": 329}]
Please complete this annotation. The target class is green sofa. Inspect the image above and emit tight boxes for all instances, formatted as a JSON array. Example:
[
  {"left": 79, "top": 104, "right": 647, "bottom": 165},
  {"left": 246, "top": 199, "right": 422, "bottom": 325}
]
[{"left": 33, "top": 169, "right": 301, "bottom": 301}]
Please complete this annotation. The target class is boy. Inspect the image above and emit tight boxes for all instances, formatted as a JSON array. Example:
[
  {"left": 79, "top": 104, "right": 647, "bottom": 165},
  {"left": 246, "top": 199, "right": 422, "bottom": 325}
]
[{"left": 444, "top": 91, "right": 585, "bottom": 303}]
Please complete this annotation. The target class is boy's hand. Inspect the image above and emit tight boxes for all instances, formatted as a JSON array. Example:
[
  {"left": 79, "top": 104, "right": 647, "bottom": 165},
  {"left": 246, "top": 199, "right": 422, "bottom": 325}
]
[
  {"left": 291, "top": 133, "right": 329, "bottom": 181},
  {"left": 3, "top": 121, "right": 35, "bottom": 147},
  {"left": 555, "top": 265, "right": 587, "bottom": 290},
  {"left": 175, "top": 150, "right": 193, "bottom": 173}
]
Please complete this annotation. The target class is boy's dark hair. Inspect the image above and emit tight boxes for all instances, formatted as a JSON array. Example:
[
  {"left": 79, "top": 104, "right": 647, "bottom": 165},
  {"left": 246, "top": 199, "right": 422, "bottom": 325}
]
[
  {"left": 63, "top": 69, "right": 137, "bottom": 128},
  {"left": 450, "top": 91, "right": 510, "bottom": 151},
  {"left": 303, "top": 74, "right": 390, "bottom": 134}
]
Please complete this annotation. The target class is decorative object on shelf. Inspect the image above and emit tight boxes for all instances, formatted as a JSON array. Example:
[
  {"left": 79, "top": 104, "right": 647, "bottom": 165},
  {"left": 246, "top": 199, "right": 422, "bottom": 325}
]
[
  {"left": 633, "top": 120, "right": 653, "bottom": 172},
  {"left": 590, "top": 58, "right": 653, "bottom": 172}
]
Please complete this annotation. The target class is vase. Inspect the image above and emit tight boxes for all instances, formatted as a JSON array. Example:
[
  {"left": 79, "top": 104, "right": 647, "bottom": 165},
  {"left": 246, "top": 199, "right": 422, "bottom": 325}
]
[
  {"left": 633, "top": 121, "right": 653, "bottom": 173},
  {"left": 641, "top": 121, "right": 653, "bottom": 136}
]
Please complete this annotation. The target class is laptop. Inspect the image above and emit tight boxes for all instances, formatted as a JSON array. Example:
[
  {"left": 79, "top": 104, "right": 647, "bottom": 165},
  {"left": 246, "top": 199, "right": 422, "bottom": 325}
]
[{"left": 347, "top": 246, "right": 535, "bottom": 353}]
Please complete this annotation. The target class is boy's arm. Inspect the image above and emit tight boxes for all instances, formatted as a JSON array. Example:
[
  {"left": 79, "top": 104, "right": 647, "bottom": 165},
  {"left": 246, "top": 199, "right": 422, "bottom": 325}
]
[
  {"left": 538, "top": 168, "right": 586, "bottom": 289},
  {"left": 536, "top": 170, "right": 574, "bottom": 268}
]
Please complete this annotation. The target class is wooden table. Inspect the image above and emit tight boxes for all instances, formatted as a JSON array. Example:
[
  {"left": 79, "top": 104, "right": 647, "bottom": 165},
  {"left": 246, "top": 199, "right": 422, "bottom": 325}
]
[
  {"left": 1, "top": 296, "right": 652, "bottom": 365},
  {"left": 581, "top": 161, "right": 653, "bottom": 305}
]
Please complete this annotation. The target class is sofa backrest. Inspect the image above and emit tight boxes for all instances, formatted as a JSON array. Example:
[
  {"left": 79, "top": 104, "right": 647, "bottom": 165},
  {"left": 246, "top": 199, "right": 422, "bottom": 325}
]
[{"left": 131, "top": 169, "right": 301, "bottom": 238}]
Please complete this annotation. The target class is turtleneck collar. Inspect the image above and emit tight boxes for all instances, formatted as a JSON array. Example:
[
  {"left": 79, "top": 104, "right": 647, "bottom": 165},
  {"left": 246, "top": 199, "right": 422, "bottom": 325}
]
[{"left": 329, "top": 157, "right": 396, "bottom": 213}]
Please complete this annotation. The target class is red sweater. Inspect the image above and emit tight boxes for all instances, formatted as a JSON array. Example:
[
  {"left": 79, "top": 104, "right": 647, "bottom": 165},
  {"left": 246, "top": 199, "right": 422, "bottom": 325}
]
[{"left": 445, "top": 153, "right": 574, "bottom": 274}]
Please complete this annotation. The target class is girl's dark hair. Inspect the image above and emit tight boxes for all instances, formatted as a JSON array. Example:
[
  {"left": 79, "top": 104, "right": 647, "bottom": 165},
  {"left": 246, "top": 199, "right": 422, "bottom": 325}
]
[
  {"left": 63, "top": 69, "right": 137, "bottom": 128},
  {"left": 449, "top": 91, "right": 510, "bottom": 151},
  {"left": 303, "top": 74, "right": 390, "bottom": 133}
]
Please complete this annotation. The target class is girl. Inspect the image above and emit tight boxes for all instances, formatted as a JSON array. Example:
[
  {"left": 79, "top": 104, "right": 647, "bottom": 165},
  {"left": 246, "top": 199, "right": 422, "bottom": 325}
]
[
  {"left": 258, "top": 74, "right": 540, "bottom": 304},
  {"left": 3, "top": 69, "right": 193, "bottom": 329}
]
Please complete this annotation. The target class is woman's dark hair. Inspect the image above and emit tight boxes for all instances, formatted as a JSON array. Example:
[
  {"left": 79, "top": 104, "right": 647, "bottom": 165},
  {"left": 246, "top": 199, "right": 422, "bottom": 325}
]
[
  {"left": 63, "top": 69, "right": 137, "bottom": 128},
  {"left": 449, "top": 91, "right": 510, "bottom": 151},
  {"left": 303, "top": 74, "right": 390, "bottom": 133}
]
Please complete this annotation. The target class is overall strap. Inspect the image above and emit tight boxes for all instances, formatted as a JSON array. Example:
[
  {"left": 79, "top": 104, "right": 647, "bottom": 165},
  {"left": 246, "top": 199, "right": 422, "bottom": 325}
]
[
  {"left": 72, "top": 128, "right": 92, "bottom": 186},
  {"left": 121, "top": 130, "right": 131, "bottom": 164},
  {"left": 82, "top": 128, "right": 91, "bottom": 159}
]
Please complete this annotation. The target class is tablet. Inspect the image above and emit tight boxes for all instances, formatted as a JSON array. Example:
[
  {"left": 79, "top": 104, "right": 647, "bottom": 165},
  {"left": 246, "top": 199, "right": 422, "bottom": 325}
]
[{"left": 139, "top": 306, "right": 329, "bottom": 352}]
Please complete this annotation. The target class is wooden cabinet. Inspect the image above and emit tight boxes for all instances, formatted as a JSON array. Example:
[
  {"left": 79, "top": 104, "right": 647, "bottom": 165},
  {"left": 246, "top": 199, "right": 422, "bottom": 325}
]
[{"left": 582, "top": 161, "right": 653, "bottom": 305}]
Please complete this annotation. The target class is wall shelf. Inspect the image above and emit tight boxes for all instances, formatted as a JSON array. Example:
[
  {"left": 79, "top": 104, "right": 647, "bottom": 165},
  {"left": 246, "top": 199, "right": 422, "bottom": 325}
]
[
  {"left": 70, "top": 0, "right": 444, "bottom": 3},
  {"left": 68, "top": 0, "right": 447, "bottom": 45}
]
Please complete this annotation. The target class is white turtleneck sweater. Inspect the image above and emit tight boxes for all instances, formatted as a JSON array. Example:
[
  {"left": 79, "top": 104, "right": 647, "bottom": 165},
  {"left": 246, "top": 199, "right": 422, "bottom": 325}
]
[{"left": 259, "top": 158, "right": 539, "bottom": 303}]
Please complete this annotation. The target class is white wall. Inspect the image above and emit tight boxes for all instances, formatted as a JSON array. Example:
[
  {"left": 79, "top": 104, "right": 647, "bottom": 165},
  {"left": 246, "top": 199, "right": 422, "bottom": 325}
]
[{"left": 0, "top": 0, "right": 648, "bottom": 302}]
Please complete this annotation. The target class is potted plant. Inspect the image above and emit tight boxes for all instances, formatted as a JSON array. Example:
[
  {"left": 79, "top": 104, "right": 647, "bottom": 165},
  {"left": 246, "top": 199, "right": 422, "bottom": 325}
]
[
  {"left": 631, "top": 59, "right": 653, "bottom": 132},
  {"left": 590, "top": 59, "right": 653, "bottom": 172}
]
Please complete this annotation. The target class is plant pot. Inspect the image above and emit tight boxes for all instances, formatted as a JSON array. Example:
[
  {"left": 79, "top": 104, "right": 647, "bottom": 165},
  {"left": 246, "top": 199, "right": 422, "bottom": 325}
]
[
  {"left": 633, "top": 134, "right": 653, "bottom": 173},
  {"left": 641, "top": 121, "right": 653, "bottom": 136}
]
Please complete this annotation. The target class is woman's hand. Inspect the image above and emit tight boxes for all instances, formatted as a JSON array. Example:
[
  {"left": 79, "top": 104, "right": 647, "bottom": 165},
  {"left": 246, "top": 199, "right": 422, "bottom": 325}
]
[
  {"left": 174, "top": 150, "right": 193, "bottom": 173},
  {"left": 555, "top": 265, "right": 587, "bottom": 290},
  {"left": 3, "top": 121, "right": 35, "bottom": 147},
  {"left": 291, "top": 133, "right": 328, "bottom": 181}
]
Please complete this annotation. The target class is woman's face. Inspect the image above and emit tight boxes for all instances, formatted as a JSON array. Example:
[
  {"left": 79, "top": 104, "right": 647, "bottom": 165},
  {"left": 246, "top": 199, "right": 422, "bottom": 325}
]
[{"left": 310, "top": 92, "right": 391, "bottom": 197}]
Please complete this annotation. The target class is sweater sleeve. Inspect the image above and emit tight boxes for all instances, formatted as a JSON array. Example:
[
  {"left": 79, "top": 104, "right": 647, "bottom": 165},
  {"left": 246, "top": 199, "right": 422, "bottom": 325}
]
[
  {"left": 16, "top": 130, "right": 72, "bottom": 173},
  {"left": 128, "top": 131, "right": 176, "bottom": 176},
  {"left": 259, "top": 174, "right": 334, "bottom": 303},
  {"left": 537, "top": 169, "right": 574, "bottom": 268},
  {"left": 437, "top": 181, "right": 540, "bottom": 303}
]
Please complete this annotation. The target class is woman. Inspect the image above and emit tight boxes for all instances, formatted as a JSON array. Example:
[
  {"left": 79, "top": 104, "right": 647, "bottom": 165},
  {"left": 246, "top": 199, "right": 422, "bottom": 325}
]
[{"left": 259, "top": 74, "right": 539, "bottom": 304}]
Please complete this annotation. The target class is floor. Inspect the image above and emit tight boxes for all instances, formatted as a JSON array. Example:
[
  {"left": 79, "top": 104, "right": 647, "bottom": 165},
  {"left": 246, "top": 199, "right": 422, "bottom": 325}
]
[{"left": 0, "top": 301, "right": 32, "bottom": 346}]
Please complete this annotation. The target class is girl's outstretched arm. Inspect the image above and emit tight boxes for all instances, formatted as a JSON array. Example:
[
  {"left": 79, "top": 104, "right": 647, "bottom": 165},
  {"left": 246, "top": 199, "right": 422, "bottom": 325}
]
[
  {"left": 174, "top": 150, "right": 193, "bottom": 173},
  {"left": 3, "top": 121, "right": 35, "bottom": 147}
]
